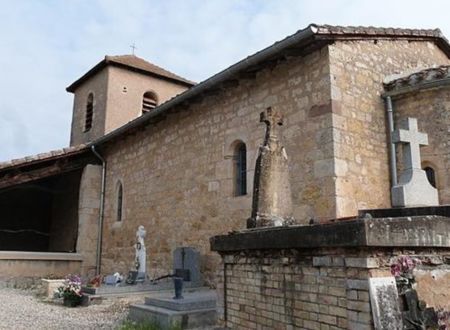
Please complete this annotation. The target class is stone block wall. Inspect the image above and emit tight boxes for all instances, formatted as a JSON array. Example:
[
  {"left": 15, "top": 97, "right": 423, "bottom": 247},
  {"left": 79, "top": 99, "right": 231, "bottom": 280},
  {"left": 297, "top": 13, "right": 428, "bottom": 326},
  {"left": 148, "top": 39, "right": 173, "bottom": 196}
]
[
  {"left": 217, "top": 248, "right": 450, "bottom": 330},
  {"left": 100, "top": 47, "right": 335, "bottom": 279},
  {"left": 328, "top": 40, "right": 450, "bottom": 218},
  {"left": 105, "top": 66, "right": 189, "bottom": 134},
  {"left": 98, "top": 39, "right": 450, "bottom": 282},
  {"left": 70, "top": 68, "right": 109, "bottom": 145},
  {"left": 76, "top": 164, "right": 102, "bottom": 276}
]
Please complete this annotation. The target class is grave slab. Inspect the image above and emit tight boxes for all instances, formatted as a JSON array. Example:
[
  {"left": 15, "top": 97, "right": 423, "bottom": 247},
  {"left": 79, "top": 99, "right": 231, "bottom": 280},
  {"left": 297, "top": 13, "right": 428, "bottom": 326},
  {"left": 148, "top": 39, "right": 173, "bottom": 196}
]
[
  {"left": 369, "top": 277, "right": 403, "bottom": 330},
  {"left": 144, "top": 290, "right": 216, "bottom": 311},
  {"left": 129, "top": 290, "right": 217, "bottom": 329}
]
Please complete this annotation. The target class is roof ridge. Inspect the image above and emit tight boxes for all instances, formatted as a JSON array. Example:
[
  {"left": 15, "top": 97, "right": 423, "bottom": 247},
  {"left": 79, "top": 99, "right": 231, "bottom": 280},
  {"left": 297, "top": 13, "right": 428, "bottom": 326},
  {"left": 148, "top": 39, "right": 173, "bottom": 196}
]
[{"left": 105, "top": 54, "right": 195, "bottom": 85}]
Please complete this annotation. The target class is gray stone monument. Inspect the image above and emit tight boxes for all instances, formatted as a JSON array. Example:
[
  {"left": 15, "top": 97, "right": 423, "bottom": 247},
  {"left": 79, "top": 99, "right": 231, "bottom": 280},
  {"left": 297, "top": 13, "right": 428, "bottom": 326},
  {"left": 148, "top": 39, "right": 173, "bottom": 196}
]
[
  {"left": 247, "top": 107, "right": 295, "bottom": 228},
  {"left": 173, "top": 247, "right": 201, "bottom": 284},
  {"left": 135, "top": 225, "right": 146, "bottom": 281},
  {"left": 391, "top": 117, "right": 439, "bottom": 207},
  {"left": 369, "top": 277, "right": 403, "bottom": 330}
]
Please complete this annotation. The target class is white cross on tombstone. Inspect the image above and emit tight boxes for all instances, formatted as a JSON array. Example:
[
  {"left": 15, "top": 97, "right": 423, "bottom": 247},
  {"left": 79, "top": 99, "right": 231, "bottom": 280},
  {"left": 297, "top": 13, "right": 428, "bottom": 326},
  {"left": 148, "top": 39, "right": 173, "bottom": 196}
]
[
  {"left": 392, "top": 118, "right": 428, "bottom": 170},
  {"left": 391, "top": 117, "right": 438, "bottom": 207}
]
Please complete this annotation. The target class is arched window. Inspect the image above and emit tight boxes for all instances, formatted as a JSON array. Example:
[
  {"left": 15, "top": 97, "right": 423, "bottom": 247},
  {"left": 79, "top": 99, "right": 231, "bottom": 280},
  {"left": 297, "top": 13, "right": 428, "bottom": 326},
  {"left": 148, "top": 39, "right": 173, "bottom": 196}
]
[
  {"left": 424, "top": 166, "right": 437, "bottom": 188},
  {"left": 234, "top": 142, "right": 247, "bottom": 196},
  {"left": 84, "top": 93, "right": 94, "bottom": 132},
  {"left": 116, "top": 181, "right": 123, "bottom": 222},
  {"left": 142, "top": 91, "right": 158, "bottom": 114}
]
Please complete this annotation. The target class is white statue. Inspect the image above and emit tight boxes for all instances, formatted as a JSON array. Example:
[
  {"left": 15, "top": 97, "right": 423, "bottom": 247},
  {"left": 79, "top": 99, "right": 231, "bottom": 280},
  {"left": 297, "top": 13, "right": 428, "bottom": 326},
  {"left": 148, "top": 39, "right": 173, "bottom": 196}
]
[{"left": 135, "top": 225, "right": 146, "bottom": 278}]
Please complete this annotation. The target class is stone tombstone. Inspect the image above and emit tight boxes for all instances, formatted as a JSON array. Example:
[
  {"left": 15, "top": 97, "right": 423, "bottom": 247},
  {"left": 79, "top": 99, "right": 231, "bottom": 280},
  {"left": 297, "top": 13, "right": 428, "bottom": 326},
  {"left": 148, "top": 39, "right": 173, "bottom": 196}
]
[
  {"left": 135, "top": 225, "right": 146, "bottom": 281},
  {"left": 391, "top": 117, "right": 439, "bottom": 207},
  {"left": 369, "top": 277, "right": 403, "bottom": 330},
  {"left": 247, "top": 107, "right": 295, "bottom": 228},
  {"left": 173, "top": 247, "right": 201, "bottom": 283}
]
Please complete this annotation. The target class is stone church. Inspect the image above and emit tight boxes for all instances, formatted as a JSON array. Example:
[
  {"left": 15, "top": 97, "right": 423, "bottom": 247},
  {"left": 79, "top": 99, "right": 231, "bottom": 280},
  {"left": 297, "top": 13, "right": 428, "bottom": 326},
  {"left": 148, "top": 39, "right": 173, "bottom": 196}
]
[{"left": 0, "top": 24, "right": 449, "bottom": 285}]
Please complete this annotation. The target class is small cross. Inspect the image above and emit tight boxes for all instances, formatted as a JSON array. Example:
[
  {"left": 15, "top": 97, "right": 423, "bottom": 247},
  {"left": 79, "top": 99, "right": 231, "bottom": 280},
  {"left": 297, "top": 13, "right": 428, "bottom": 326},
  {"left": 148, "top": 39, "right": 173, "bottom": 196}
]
[
  {"left": 260, "top": 107, "right": 283, "bottom": 142},
  {"left": 392, "top": 117, "right": 428, "bottom": 170},
  {"left": 130, "top": 43, "right": 137, "bottom": 55},
  {"left": 402, "top": 289, "right": 438, "bottom": 329}
]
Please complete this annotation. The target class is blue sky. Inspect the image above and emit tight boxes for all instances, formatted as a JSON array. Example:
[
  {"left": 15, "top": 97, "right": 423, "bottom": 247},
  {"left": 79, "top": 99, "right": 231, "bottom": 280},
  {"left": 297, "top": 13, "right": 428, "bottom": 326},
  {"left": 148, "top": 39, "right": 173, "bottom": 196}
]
[{"left": 1, "top": 0, "right": 449, "bottom": 161}]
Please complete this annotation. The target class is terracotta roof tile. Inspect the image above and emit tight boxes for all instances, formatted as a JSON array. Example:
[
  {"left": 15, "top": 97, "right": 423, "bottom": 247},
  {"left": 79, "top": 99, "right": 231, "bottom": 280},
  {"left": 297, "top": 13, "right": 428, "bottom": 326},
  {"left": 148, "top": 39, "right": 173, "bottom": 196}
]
[
  {"left": 384, "top": 65, "right": 450, "bottom": 92},
  {"left": 67, "top": 55, "right": 195, "bottom": 92},
  {"left": 0, "top": 144, "right": 88, "bottom": 171},
  {"left": 105, "top": 55, "right": 195, "bottom": 86}
]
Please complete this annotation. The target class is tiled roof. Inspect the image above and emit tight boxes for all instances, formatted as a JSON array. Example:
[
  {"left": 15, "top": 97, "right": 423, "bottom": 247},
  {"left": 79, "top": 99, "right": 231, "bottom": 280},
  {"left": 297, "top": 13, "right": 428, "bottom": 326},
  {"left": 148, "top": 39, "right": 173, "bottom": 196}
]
[
  {"left": 0, "top": 144, "right": 88, "bottom": 171},
  {"left": 106, "top": 55, "right": 195, "bottom": 85},
  {"left": 67, "top": 55, "right": 195, "bottom": 92},
  {"left": 313, "top": 24, "right": 445, "bottom": 39},
  {"left": 383, "top": 65, "right": 450, "bottom": 92}
]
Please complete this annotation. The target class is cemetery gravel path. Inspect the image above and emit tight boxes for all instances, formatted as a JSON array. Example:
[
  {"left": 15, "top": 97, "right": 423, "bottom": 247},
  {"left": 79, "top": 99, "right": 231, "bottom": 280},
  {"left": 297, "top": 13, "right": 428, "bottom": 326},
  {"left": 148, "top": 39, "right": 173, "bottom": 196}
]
[{"left": 0, "top": 287, "right": 139, "bottom": 329}]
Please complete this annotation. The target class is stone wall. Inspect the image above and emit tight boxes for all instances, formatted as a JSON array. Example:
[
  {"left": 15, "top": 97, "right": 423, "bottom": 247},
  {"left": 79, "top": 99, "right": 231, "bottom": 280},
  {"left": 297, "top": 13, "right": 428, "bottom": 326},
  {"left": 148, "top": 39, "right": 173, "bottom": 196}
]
[
  {"left": 70, "top": 67, "right": 109, "bottom": 145},
  {"left": 99, "top": 40, "right": 450, "bottom": 281},
  {"left": 0, "top": 251, "right": 83, "bottom": 289},
  {"left": 100, "top": 47, "right": 335, "bottom": 279},
  {"left": 328, "top": 40, "right": 450, "bottom": 218},
  {"left": 104, "top": 66, "right": 189, "bottom": 134},
  {"left": 393, "top": 87, "right": 450, "bottom": 204},
  {"left": 217, "top": 248, "right": 450, "bottom": 330},
  {"left": 76, "top": 164, "right": 102, "bottom": 276},
  {"left": 70, "top": 65, "right": 190, "bottom": 146}
]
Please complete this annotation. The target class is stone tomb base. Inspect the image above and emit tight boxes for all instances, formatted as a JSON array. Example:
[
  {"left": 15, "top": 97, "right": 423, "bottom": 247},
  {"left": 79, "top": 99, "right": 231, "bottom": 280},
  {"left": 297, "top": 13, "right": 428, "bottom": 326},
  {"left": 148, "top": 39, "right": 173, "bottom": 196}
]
[
  {"left": 210, "top": 206, "right": 450, "bottom": 329},
  {"left": 129, "top": 289, "right": 217, "bottom": 329}
]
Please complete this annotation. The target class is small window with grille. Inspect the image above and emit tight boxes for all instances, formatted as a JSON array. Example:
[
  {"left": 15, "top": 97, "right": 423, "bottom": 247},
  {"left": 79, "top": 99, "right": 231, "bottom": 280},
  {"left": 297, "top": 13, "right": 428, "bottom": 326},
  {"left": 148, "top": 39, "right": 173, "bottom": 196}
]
[
  {"left": 84, "top": 93, "right": 94, "bottom": 132},
  {"left": 142, "top": 91, "right": 158, "bottom": 114}
]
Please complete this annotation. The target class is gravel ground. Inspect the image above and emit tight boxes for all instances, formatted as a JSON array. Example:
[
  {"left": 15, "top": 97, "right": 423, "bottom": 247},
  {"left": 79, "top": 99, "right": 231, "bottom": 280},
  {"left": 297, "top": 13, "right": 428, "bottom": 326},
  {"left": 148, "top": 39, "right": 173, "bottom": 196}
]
[{"left": 0, "top": 287, "right": 141, "bottom": 330}]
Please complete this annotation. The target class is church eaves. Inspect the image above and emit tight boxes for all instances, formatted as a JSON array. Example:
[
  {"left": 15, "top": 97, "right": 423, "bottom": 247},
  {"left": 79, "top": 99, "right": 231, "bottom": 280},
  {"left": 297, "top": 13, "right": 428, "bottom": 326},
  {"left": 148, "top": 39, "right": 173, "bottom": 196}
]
[{"left": 77, "top": 24, "right": 450, "bottom": 147}]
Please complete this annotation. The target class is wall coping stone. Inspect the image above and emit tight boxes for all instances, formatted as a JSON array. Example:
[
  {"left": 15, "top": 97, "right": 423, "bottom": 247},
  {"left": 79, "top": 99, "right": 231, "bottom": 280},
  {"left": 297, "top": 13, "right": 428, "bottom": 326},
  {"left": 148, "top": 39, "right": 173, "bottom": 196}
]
[
  {"left": 0, "top": 251, "right": 83, "bottom": 261},
  {"left": 210, "top": 215, "right": 450, "bottom": 252},
  {"left": 359, "top": 205, "right": 449, "bottom": 218}
]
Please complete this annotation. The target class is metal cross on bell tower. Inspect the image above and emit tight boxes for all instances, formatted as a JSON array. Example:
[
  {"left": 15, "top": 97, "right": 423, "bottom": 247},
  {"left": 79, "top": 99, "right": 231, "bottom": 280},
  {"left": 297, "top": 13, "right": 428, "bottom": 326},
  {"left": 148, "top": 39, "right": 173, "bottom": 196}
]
[{"left": 130, "top": 43, "right": 137, "bottom": 55}]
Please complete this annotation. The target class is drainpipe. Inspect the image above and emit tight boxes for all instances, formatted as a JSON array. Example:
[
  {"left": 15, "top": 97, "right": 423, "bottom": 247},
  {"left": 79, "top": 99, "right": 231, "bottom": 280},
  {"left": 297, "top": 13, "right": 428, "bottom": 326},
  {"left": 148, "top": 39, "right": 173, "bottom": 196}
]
[
  {"left": 385, "top": 96, "right": 397, "bottom": 187},
  {"left": 91, "top": 145, "right": 106, "bottom": 275}
]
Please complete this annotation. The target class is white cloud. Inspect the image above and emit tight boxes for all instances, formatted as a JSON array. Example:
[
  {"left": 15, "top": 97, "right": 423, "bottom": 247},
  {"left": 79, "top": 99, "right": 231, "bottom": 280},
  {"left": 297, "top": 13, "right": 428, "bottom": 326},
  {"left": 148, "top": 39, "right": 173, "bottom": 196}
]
[{"left": 1, "top": 0, "right": 450, "bottom": 161}]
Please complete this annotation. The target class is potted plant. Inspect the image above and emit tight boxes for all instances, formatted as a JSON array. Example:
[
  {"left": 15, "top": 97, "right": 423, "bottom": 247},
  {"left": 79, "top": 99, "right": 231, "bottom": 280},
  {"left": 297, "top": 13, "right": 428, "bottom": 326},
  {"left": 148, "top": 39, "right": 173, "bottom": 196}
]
[{"left": 56, "top": 274, "right": 83, "bottom": 307}]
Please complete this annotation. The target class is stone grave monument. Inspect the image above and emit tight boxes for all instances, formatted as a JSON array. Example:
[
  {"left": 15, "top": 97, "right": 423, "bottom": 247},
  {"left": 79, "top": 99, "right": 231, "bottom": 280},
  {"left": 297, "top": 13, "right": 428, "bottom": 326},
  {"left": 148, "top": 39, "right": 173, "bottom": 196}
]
[
  {"left": 129, "top": 247, "right": 216, "bottom": 328},
  {"left": 391, "top": 117, "right": 439, "bottom": 207},
  {"left": 173, "top": 247, "right": 201, "bottom": 284},
  {"left": 135, "top": 225, "right": 147, "bottom": 282},
  {"left": 247, "top": 106, "right": 295, "bottom": 228}
]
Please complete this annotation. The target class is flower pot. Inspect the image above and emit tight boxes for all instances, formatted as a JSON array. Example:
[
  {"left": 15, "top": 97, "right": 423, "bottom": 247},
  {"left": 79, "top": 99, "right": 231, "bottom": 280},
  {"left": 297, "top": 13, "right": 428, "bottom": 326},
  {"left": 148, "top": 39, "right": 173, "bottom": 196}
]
[{"left": 63, "top": 296, "right": 82, "bottom": 307}]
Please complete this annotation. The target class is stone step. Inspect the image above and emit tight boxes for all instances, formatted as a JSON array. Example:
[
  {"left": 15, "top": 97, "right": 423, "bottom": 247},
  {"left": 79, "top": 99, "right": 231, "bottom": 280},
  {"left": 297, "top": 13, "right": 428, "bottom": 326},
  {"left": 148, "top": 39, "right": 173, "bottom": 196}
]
[
  {"left": 144, "top": 291, "right": 216, "bottom": 311},
  {"left": 129, "top": 304, "right": 217, "bottom": 329},
  {"left": 82, "top": 280, "right": 203, "bottom": 295}
]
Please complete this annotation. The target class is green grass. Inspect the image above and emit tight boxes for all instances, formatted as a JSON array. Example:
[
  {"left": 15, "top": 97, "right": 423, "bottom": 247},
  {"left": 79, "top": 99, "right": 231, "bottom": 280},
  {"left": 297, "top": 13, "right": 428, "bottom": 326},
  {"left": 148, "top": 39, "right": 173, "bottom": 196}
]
[{"left": 119, "top": 319, "right": 181, "bottom": 330}]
